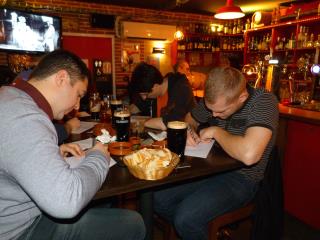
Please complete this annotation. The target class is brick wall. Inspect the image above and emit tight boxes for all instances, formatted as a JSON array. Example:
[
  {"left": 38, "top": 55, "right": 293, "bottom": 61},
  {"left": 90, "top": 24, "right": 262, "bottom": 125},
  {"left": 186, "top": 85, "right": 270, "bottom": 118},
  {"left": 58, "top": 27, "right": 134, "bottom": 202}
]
[{"left": 2, "top": 0, "right": 213, "bottom": 94}]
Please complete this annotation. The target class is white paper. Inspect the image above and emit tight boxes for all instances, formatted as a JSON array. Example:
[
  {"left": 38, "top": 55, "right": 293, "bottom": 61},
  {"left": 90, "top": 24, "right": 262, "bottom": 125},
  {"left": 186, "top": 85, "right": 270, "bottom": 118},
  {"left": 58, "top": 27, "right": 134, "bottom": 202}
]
[
  {"left": 66, "top": 137, "right": 116, "bottom": 168},
  {"left": 71, "top": 121, "right": 97, "bottom": 134},
  {"left": 77, "top": 111, "right": 91, "bottom": 117},
  {"left": 65, "top": 155, "right": 116, "bottom": 168},
  {"left": 184, "top": 140, "right": 215, "bottom": 158},
  {"left": 70, "top": 138, "right": 93, "bottom": 150}
]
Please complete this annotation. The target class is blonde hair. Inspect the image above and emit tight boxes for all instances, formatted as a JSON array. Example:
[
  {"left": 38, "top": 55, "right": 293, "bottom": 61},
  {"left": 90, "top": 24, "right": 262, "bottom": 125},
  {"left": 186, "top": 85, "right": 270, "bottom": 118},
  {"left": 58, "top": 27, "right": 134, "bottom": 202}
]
[{"left": 204, "top": 67, "right": 246, "bottom": 104}]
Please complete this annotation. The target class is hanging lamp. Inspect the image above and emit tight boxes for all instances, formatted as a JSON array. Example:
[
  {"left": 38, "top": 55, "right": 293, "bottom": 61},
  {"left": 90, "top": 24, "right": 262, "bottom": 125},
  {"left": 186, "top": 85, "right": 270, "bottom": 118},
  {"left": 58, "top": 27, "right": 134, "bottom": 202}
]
[{"left": 214, "top": 0, "right": 245, "bottom": 20}]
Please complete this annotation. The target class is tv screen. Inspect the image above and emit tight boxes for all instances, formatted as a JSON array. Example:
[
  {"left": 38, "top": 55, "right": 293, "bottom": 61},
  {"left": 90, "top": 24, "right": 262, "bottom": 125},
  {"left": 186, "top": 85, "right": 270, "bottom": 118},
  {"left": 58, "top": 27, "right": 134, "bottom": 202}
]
[{"left": 0, "top": 8, "right": 61, "bottom": 53}]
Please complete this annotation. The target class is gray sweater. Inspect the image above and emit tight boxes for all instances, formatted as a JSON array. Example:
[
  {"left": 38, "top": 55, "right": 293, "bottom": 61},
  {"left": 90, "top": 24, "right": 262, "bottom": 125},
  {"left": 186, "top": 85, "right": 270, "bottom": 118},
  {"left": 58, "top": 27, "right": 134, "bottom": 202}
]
[{"left": 0, "top": 86, "right": 109, "bottom": 240}]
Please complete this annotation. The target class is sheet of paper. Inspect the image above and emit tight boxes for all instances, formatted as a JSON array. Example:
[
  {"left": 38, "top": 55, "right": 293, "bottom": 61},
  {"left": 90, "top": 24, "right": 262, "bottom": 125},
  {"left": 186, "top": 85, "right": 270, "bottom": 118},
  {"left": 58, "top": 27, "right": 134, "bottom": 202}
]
[
  {"left": 70, "top": 138, "right": 93, "bottom": 150},
  {"left": 77, "top": 111, "right": 91, "bottom": 117},
  {"left": 71, "top": 121, "right": 97, "bottom": 134},
  {"left": 184, "top": 140, "right": 215, "bottom": 158},
  {"left": 67, "top": 137, "right": 116, "bottom": 168},
  {"left": 65, "top": 155, "right": 116, "bottom": 168}
]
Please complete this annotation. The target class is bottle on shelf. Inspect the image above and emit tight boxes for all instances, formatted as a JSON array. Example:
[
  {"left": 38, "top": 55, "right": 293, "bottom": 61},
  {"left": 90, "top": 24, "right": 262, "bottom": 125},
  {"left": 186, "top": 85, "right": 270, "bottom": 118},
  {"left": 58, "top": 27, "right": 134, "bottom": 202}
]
[
  {"left": 307, "top": 33, "right": 314, "bottom": 48},
  {"left": 245, "top": 18, "right": 251, "bottom": 31}
]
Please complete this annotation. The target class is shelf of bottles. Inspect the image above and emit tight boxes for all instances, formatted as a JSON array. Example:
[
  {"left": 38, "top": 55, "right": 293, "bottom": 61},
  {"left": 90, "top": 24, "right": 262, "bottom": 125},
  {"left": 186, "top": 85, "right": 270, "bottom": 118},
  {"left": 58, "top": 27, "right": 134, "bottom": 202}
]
[
  {"left": 177, "top": 20, "right": 246, "bottom": 67},
  {"left": 244, "top": 16, "right": 320, "bottom": 65}
]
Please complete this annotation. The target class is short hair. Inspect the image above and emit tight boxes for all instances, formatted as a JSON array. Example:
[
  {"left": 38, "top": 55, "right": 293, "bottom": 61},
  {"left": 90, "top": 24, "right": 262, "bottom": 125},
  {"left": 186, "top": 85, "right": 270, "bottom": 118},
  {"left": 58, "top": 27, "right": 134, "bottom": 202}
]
[
  {"left": 204, "top": 67, "right": 246, "bottom": 104},
  {"left": 173, "top": 59, "right": 187, "bottom": 73},
  {"left": 129, "top": 62, "right": 163, "bottom": 93},
  {"left": 29, "top": 50, "right": 89, "bottom": 86}
]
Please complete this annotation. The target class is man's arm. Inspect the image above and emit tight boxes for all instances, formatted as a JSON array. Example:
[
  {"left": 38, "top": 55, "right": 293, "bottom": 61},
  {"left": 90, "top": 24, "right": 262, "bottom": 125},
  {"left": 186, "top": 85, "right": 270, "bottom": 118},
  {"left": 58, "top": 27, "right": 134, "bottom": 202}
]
[{"left": 200, "top": 126, "right": 272, "bottom": 166}]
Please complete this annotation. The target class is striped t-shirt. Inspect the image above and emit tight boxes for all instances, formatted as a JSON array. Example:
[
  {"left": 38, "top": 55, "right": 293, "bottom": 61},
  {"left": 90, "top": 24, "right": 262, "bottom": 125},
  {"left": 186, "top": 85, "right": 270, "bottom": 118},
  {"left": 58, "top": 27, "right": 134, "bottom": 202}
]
[{"left": 191, "top": 86, "right": 279, "bottom": 183}]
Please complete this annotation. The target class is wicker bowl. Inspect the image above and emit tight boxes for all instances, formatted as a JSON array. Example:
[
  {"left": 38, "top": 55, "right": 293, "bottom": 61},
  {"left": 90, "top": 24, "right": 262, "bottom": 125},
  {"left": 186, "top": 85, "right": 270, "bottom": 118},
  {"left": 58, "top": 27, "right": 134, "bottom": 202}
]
[{"left": 123, "top": 148, "right": 180, "bottom": 180}]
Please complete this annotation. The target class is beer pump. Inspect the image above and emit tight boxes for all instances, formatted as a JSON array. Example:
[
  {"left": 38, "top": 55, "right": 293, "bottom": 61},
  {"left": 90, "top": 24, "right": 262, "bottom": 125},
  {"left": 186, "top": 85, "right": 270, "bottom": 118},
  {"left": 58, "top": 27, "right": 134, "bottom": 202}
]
[{"left": 265, "top": 59, "right": 281, "bottom": 100}]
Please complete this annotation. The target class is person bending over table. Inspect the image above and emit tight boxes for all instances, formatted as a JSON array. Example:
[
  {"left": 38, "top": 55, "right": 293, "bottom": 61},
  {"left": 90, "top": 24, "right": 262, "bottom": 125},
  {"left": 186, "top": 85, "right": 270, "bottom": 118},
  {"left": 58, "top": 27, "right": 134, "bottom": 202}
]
[
  {"left": 0, "top": 50, "right": 145, "bottom": 240},
  {"left": 14, "top": 69, "right": 81, "bottom": 145},
  {"left": 154, "top": 66, "right": 279, "bottom": 239},
  {"left": 129, "top": 62, "right": 196, "bottom": 130}
]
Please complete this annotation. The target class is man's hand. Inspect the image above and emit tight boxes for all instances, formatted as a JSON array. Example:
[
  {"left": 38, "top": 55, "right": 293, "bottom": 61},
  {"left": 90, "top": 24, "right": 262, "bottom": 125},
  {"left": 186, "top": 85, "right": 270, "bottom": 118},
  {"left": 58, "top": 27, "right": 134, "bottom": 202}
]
[
  {"left": 60, "top": 143, "right": 84, "bottom": 157},
  {"left": 91, "top": 142, "right": 110, "bottom": 161},
  {"left": 186, "top": 127, "right": 200, "bottom": 146},
  {"left": 199, "top": 127, "right": 216, "bottom": 143},
  {"left": 64, "top": 117, "right": 81, "bottom": 135}
]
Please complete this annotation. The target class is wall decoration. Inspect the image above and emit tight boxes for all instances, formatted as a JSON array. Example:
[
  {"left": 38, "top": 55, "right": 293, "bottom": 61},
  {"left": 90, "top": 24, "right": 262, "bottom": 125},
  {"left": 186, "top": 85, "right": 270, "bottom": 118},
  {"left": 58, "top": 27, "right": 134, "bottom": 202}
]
[{"left": 121, "top": 42, "right": 140, "bottom": 72}]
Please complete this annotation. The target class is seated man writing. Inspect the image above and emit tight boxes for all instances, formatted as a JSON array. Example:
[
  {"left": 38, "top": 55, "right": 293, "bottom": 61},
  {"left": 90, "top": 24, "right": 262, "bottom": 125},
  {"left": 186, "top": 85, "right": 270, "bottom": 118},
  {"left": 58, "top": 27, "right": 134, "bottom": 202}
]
[
  {"left": 0, "top": 50, "right": 145, "bottom": 240},
  {"left": 129, "top": 62, "right": 196, "bottom": 130},
  {"left": 154, "top": 66, "right": 279, "bottom": 239}
]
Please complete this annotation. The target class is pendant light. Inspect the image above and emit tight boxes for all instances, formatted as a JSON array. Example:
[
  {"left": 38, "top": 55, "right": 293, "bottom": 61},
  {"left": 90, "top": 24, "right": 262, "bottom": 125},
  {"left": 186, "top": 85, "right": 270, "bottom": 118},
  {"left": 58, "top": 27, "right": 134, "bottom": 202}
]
[{"left": 214, "top": 0, "right": 245, "bottom": 20}]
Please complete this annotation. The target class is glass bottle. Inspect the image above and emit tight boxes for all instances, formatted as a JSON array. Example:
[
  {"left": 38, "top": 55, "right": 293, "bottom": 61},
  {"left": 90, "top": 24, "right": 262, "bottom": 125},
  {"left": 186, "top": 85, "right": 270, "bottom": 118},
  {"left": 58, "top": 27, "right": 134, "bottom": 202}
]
[{"left": 90, "top": 92, "right": 101, "bottom": 121}]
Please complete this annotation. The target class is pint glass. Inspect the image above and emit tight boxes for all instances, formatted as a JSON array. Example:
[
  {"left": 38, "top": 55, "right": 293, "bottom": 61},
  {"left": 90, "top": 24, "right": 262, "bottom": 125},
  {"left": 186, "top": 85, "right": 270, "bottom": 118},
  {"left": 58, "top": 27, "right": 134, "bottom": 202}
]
[
  {"left": 110, "top": 99, "right": 123, "bottom": 127},
  {"left": 114, "top": 109, "right": 130, "bottom": 142},
  {"left": 167, "top": 121, "right": 187, "bottom": 160}
]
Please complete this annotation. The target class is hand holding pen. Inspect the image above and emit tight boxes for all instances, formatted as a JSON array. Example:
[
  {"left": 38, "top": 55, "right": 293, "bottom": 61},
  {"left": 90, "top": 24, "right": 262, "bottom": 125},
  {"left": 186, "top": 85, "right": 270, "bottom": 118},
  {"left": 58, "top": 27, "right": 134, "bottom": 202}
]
[{"left": 186, "top": 126, "right": 201, "bottom": 146}]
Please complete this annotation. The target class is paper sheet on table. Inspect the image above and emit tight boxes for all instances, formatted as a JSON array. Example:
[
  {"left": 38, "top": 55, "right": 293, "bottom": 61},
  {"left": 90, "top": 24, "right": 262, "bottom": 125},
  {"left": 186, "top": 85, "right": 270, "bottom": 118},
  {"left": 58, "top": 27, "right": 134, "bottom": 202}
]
[
  {"left": 66, "top": 137, "right": 116, "bottom": 168},
  {"left": 65, "top": 155, "right": 116, "bottom": 168},
  {"left": 184, "top": 140, "right": 215, "bottom": 158},
  {"left": 77, "top": 111, "right": 91, "bottom": 117},
  {"left": 70, "top": 138, "right": 94, "bottom": 150},
  {"left": 71, "top": 121, "right": 97, "bottom": 134}
]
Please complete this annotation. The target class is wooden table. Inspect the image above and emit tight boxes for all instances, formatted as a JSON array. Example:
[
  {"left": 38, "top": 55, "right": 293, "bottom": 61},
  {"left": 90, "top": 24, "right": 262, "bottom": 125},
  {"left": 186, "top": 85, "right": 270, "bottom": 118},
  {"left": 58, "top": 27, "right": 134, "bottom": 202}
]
[{"left": 69, "top": 124, "right": 243, "bottom": 240}]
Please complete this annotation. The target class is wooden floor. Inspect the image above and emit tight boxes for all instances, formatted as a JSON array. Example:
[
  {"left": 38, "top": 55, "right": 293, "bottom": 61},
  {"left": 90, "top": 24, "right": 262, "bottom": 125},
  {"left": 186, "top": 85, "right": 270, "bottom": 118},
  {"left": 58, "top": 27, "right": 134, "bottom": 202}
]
[{"left": 153, "top": 212, "right": 320, "bottom": 240}]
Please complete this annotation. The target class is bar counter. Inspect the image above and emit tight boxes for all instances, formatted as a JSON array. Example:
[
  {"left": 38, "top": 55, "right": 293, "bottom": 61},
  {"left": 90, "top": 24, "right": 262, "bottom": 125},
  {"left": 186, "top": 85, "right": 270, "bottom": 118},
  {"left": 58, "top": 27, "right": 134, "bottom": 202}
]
[
  {"left": 279, "top": 104, "right": 320, "bottom": 125},
  {"left": 278, "top": 104, "right": 320, "bottom": 230}
]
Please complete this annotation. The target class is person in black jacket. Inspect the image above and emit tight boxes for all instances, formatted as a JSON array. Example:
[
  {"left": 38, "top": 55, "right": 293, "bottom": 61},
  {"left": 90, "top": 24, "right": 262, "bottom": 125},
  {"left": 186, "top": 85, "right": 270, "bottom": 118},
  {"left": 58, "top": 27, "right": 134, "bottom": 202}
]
[
  {"left": 129, "top": 62, "right": 196, "bottom": 130},
  {"left": 128, "top": 62, "right": 163, "bottom": 117}
]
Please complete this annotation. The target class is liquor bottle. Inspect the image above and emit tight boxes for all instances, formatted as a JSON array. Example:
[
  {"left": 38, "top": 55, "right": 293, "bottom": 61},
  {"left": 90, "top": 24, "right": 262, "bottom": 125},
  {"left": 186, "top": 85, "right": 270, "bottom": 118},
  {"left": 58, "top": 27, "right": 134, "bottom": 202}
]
[
  {"left": 232, "top": 20, "right": 237, "bottom": 35},
  {"left": 245, "top": 18, "right": 251, "bottom": 31},
  {"left": 237, "top": 19, "right": 242, "bottom": 34},
  {"left": 307, "top": 33, "right": 314, "bottom": 48},
  {"left": 223, "top": 22, "right": 229, "bottom": 35}
]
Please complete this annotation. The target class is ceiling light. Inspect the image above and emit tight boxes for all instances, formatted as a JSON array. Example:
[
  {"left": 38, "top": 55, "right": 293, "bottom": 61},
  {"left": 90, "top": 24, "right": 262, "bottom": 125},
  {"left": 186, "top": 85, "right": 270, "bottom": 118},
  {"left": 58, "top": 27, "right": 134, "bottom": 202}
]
[
  {"left": 214, "top": 0, "right": 245, "bottom": 20},
  {"left": 174, "top": 30, "right": 184, "bottom": 41}
]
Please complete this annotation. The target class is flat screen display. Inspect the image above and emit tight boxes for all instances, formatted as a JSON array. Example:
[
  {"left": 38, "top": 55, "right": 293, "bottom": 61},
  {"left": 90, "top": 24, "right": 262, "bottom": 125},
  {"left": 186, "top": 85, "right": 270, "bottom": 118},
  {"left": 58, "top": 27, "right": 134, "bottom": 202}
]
[{"left": 0, "top": 8, "right": 61, "bottom": 53}]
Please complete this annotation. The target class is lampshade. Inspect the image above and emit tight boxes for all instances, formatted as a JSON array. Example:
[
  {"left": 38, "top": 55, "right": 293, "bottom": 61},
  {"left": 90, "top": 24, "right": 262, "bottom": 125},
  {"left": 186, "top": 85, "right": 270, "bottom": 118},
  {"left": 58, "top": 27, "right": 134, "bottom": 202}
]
[{"left": 214, "top": 0, "right": 245, "bottom": 20}]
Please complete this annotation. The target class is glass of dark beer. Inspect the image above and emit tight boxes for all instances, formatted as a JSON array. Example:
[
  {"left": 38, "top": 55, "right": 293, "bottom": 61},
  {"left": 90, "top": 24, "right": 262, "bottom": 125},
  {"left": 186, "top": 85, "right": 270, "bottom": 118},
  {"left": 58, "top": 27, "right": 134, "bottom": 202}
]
[
  {"left": 167, "top": 121, "right": 187, "bottom": 161},
  {"left": 114, "top": 109, "right": 130, "bottom": 142},
  {"left": 110, "top": 99, "right": 123, "bottom": 127}
]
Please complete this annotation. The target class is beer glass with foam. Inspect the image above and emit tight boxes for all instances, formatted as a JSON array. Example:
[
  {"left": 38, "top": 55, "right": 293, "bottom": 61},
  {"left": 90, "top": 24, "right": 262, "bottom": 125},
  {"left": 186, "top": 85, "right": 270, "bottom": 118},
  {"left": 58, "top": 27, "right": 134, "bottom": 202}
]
[{"left": 167, "top": 121, "right": 187, "bottom": 160}]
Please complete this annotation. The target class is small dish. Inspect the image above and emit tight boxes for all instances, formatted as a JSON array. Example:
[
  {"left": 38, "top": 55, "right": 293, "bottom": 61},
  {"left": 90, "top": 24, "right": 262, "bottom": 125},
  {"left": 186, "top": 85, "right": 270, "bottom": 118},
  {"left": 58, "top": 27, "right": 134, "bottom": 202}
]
[{"left": 108, "top": 142, "right": 132, "bottom": 167}]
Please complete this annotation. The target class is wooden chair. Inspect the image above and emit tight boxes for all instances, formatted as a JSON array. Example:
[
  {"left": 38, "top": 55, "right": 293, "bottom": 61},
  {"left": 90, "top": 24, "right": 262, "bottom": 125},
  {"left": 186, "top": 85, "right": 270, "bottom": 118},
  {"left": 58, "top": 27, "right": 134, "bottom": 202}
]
[
  {"left": 154, "top": 146, "right": 281, "bottom": 240},
  {"left": 208, "top": 202, "right": 255, "bottom": 240},
  {"left": 155, "top": 202, "right": 254, "bottom": 240}
]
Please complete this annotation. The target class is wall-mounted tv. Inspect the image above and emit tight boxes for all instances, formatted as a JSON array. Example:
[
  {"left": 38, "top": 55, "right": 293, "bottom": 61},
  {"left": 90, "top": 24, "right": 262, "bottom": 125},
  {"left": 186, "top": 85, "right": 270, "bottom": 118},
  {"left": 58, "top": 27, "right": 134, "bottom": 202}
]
[{"left": 0, "top": 8, "right": 61, "bottom": 54}]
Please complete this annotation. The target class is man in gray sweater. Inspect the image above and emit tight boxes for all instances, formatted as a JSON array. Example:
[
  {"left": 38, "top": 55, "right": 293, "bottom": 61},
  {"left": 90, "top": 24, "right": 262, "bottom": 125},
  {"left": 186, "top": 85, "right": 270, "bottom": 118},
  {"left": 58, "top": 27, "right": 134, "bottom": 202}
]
[{"left": 0, "top": 50, "right": 145, "bottom": 240}]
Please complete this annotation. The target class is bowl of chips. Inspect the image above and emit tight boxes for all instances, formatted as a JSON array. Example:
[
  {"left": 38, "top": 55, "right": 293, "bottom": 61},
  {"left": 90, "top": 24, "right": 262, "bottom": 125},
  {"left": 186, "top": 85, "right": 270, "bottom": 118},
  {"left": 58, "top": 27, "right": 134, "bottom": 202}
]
[{"left": 123, "top": 148, "right": 180, "bottom": 180}]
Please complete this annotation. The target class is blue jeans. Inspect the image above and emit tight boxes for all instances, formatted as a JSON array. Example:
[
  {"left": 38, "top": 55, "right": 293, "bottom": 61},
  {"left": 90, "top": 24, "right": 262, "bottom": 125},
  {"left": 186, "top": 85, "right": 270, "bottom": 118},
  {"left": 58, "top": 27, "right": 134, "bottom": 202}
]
[
  {"left": 154, "top": 171, "right": 258, "bottom": 240},
  {"left": 18, "top": 204, "right": 146, "bottom": 240}
]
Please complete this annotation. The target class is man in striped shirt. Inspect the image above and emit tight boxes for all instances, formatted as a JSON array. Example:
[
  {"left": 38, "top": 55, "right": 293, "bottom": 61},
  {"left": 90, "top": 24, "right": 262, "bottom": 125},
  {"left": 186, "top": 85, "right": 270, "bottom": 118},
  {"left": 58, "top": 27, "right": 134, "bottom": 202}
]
[{"left": 154, "top": 67, "right": 279, "bottom": 240}]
